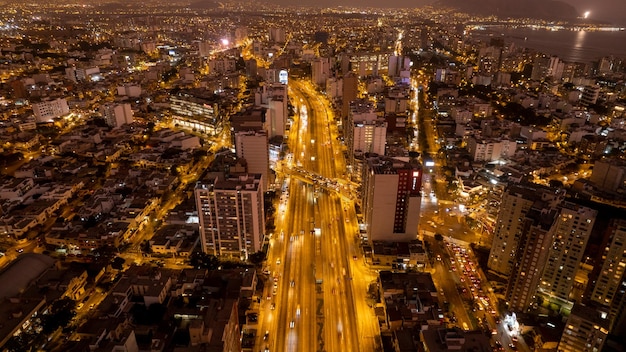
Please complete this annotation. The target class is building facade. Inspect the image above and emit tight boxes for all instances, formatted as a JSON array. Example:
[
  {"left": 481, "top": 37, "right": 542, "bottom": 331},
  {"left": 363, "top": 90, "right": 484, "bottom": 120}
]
[
  {"left": 235, "top": 130, "right": 270, "bottom": 192},
  {"left": 195, "top": 174, "right": 265, "bottom": 260},
  {"left": 362, "top": 155, "right": 422, "bottom": 243}
]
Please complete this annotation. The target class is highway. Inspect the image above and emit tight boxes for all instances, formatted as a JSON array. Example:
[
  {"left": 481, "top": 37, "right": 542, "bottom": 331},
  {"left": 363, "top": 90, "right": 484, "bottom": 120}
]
[{"left": 257, "top": 80, "right": 379, "bottom": 352}]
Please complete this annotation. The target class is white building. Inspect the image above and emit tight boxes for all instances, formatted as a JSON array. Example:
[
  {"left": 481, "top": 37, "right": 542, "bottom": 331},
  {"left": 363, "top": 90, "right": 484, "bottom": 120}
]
[
  {"left": 488, "top": 184, "right": 565, "bottom": 276},
  {"left": 195, "top": 174, "right": 265, "bottom": 260},
  {"left": 591, "top": 218, "right": 626, "bottom": 331},
  {"left": 32, "top": 98, "right": 69, "bottom": 123},
  {"left": 101, "top": 103, "right": 134, "bottom": 128},
  {"left": 467, "top": 137, "right": 517, "bottom": 162},
  {"left": 312, "top": 57, "right": 331, "bottom": 86},
  {"left": 538, "top": 202, "right": 596, "bottom": 309},
  {"left": 353, "top": 120, "right": 387, "bottom": 156},
  {"left": 361, "top": 155, "right": 422, "bottom": 243},
  {"left": 346, "top": 99, "right": 387, "bottom": 161},
  {"left": 117, "top": 85, "right": 142, "bottom": 97}
]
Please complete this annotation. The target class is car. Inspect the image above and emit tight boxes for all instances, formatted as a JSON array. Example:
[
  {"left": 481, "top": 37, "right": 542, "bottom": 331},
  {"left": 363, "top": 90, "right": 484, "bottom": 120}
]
[
  {"left": 276, "top": 259, "right": 281, "bottom": 265},
  {"left": 289, "top": 321, "right": 295, "bottom": 328},
  {"left": 263, "top": 331, "right": 269, "bottom": 340},
  {"left": 508, "top": 343, "right": 517, "bottom": 350},
  {"left": 353, "top": 255, "right": 357, "bottom": 260},
  {"left": 290, "top": 280, "right": 295, "bottom": 287},
  {"left": 270, "top": 303, "right": 275, "bottom": 310}
]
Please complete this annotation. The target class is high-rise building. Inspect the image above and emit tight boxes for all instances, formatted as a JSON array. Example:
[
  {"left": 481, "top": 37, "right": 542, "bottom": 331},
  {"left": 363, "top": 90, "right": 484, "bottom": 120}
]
[
  {"left": 345, "top": 99, "right": 386, "bottom": 164},
  {"left": 269, "top": 28, "right": 286, "bottom": 43},
  {"left": 235, "top": 130, "right": 270, "bottom": 192},
  {"left": 590, "top": 218, "right": 626, "bottom": 334},
  {"left": 195, "top": 173, "right": 265, "bottom": 260},
  {"left": 506, "top": 206, "right": 557, "bottom": 312},
  {"left": 548, "top": 56, "right": 565, "bottom": 80},
  {"left": 32, "top": 98, "right": 70, "bottom": 123},
  {"left": 531, "top": 55, "right": 551, "bottom": 81},
  {"left": 341, "top": 72, "right": 359, "bottom": 120},
  {"left": 312, "top": 57, "right": 331, "bottom": 86},
  {"left": 558, "top": 304, "right": 609, "bottom": 352},
  {"left": 101, "top": 103, "right": 134, "bottom": 128},
  {"left": 589, "top": 158, "right": 626, "bottom": 193},
  {"left": 387, "top": 55, "right": 411, "bottom": 80},
  {"left": 488, "top": 184, "right": 565, "bottom": 277},
  {"left": 538, "top": 202, "right": 596, "bottom": 310},
  {"left": 580, "top": 85, "right": 600, "bottom": 106},
  {"left": 234, "top": 27, "right": 248, "bottom": 43},
  {"left": 361, "top": 155, "right": 422, "bottom": 243}
]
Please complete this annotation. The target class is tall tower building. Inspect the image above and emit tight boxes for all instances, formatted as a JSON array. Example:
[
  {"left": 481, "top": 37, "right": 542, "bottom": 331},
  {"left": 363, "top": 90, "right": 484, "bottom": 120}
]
[
  {"left": 590, "top": 218, "right": 626, "bottom": 334},
  {"left": 538, "top": 202, "right": 596, "bottom": 310},
  {"left": 346, "top": 99, "right": 386, "bottom": 164},
  {"left": 235, "top": 130, "right": 270, "bottom": 192},
  {"left": 195, "top": 173, "right": 265, "bottom": 260},
  {"left": 387, "top": 55, "right": 411, "bottom": 79},
  {"left": 269, "top": 28, "right": 286, "bottom": 43},
  {"left": 506, "top": 206, "right": 557, "bottom": 312},
  {"left": 341, "top": 72, "right": 359, "bottom": 120},
  {"left": 361, "top": 155, "right": 422, "bottom": 243},
  {"left": 312, "top": 57, "right": 331, "bottom": 86},
  {"left": 488, "top": 184, "right": 564, "bottom": 277}
]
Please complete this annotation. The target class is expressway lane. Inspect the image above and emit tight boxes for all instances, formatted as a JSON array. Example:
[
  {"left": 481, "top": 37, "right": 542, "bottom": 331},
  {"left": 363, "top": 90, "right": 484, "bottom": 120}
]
[{"left": 258, "top": 79, "right": 379, "bottom": 352}]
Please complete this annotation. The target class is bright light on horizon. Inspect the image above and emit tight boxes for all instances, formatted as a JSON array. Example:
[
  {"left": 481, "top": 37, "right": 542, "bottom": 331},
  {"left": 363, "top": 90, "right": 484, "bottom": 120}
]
[{"left": 583, "top": 11, "right": 590, "bottom": 19}]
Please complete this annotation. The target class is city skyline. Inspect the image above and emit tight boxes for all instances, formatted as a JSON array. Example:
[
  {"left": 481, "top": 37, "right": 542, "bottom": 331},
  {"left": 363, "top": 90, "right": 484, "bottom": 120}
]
[{"left": 0, "top": 2, "right": 625, "bottom": 352}]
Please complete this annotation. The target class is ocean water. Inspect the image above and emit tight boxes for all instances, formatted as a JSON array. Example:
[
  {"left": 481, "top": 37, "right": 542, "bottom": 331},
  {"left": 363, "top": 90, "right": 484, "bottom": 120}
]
[{"left": 469, "top": 26, "right": 626, "bottom": 64}]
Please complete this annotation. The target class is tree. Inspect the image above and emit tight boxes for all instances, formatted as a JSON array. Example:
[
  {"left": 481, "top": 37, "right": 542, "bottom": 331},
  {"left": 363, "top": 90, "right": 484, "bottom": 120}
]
[
  {"left": 248, "top": 251, "right": 266, "bottom": 266},
  {"left": 41, "top": 298, "right": 76, "bottom": 334},
  {"left": 189, "top": 251, "right": 220, "bottom": 270},
  {"left": 111, "top": 256, "right": 126, "bottom": 270},
  {"left": 140, "top": 240, "right": 153, "bottom": 255}
]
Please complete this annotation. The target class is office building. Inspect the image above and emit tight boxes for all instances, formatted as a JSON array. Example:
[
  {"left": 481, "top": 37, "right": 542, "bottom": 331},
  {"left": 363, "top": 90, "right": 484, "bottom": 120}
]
[
  {"left": 234, "top": 130, "right": 270, "bottom": 192},
  {"left": 170, "top": 89, "right": 221, "bottom": 136},
  {"left": 362, "top": 155, "right": 422, "bottom": 243},
  {"left": 195, "top": 173, "right": 265, "bottom": 260}
]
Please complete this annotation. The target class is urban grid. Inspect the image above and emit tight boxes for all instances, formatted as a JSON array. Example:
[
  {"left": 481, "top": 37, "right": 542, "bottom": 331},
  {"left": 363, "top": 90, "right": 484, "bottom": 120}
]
[{"left": 0, "top": 1, "right": 625, "bottom": 352}]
